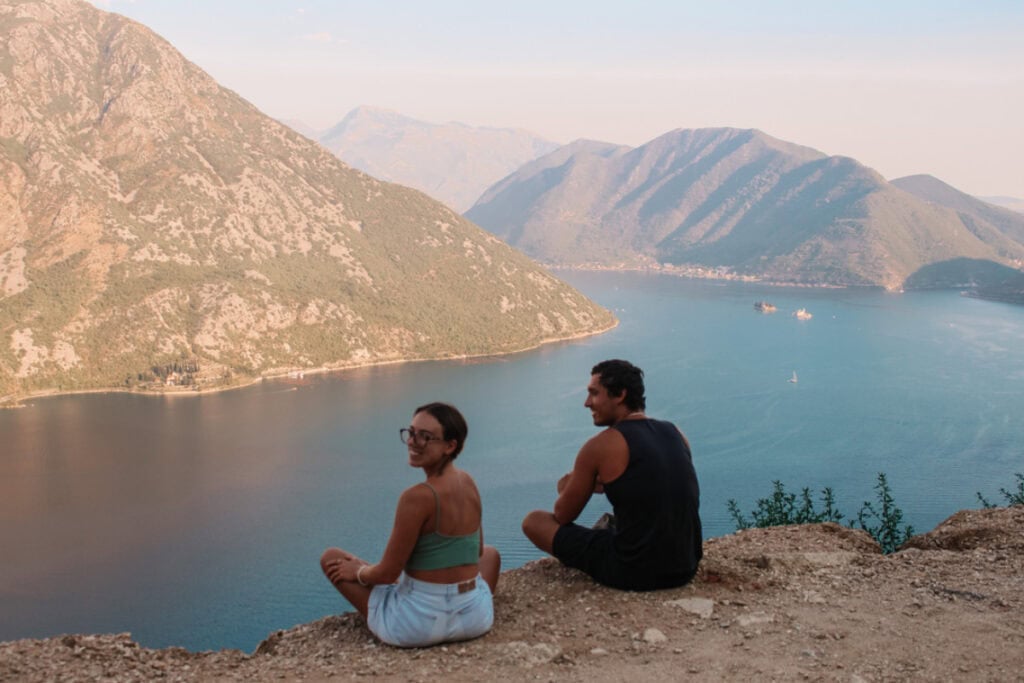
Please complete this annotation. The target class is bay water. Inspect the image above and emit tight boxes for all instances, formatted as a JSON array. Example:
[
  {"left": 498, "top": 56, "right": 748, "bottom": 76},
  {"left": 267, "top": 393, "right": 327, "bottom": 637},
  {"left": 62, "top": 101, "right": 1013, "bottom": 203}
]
[{"left": 2, "top": 271, "right": 1022, "bottom": 652}]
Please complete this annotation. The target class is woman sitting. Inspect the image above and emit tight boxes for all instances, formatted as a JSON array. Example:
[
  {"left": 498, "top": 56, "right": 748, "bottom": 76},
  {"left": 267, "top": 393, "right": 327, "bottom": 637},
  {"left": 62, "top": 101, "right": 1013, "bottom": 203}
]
[{"left": 320, "top": 402, "right": 501, "bottom": 647}]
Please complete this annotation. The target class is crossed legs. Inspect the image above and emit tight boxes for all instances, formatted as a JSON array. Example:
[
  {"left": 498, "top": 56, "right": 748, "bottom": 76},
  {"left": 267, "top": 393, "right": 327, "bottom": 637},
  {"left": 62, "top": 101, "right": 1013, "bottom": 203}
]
[
  {"left": 319, "top": 545, "right": 503, "bottom": 618},
  {"left": 320, "top": 548, "right": 371, "bottom": 616}
]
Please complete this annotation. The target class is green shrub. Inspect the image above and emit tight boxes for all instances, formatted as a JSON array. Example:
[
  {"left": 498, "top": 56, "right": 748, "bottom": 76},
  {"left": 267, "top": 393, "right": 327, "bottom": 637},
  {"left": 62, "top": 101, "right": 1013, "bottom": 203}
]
[
  {"left": 727, "top": 481, "right": 843, "bottom": 529},
  {"left": 856, "top": 473, "right": 914, "bottom": 554},
  {"left": 976, "top": 473, "right": 1024, "bottom": 508},
  {"left": 727, "top": 472, "right": 913, "bottom": 554}
]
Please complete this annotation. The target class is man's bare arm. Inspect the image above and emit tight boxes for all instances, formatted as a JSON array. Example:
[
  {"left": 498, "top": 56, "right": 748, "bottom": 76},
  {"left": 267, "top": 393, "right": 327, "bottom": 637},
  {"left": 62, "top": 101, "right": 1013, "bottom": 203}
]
[
  {"left": 558, "top": 472, "right": 603, "bottom": 495},
  {"left": 552, "top": 434, "right": 608, "bottom": 524}
]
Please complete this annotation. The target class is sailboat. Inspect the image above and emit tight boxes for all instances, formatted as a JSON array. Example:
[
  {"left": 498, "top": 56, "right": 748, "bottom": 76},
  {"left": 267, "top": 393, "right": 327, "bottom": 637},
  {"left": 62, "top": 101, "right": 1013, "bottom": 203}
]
[{"left": 788, "top": 371, "right": 798, "bottom": 383}]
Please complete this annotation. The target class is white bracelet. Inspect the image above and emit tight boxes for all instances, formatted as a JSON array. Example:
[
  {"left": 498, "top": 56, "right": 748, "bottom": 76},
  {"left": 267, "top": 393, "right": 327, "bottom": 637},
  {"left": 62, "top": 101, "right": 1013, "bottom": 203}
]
[{"left": 356, "top": 564, "right": 369, "bottom": 587}]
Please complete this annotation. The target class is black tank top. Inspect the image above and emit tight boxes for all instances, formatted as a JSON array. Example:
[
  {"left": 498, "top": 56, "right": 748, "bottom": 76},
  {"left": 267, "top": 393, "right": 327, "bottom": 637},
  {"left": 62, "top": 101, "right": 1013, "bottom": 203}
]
[{"left": 606, "top": 418, "right": 703, "bottom": 583}]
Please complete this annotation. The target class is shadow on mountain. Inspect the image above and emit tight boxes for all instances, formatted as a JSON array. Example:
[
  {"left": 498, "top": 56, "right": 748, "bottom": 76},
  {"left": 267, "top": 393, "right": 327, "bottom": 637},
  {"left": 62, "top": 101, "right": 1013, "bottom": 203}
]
[
  {"left": 904, "top": 258, "right": 1019, "bottom": 289},
  {"left": 664, "top": 157, "right": 877, "bottom": 272},
  {"left": 615, "top": 131, "right": 753, "bottom": 217},
  {"left": 905, "top": 258, "right": 1024, "bottom": 304}
]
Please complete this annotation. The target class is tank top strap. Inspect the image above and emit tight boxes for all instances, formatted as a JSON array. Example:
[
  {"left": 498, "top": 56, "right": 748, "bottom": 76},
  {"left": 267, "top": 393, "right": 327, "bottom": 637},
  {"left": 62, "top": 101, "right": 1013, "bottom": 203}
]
[{"left": 420, "top": 482, "right": 442, "bottom": 527}]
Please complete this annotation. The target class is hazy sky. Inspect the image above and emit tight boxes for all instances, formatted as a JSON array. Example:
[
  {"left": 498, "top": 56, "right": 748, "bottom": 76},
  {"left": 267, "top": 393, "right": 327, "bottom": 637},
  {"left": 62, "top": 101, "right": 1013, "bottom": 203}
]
[{"left": 88, "top": 1, "right": 1023, "bottom": 198}]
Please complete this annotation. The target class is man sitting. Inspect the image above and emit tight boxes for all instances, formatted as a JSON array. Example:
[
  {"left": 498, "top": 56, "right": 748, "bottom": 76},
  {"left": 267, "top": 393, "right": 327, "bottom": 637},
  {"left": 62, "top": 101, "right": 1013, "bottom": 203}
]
[{"left": 522, "top": 359, "right": 702, "bottom": 590}]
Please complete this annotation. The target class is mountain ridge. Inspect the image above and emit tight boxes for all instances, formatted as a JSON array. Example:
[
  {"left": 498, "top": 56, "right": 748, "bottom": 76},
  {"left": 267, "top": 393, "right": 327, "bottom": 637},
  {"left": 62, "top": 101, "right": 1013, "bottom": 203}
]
[
  {"left": 978, "top": 195, "right": 1024, "bottom": 214},
  {"left": 466, "top": 129, "right": 1024, "bottom": 290},
  {"left": 890, "top": 173, "right": 1024, "bottom": 246},
  {"left": 0, "top": 0, "right": 614, "bottom": 403}
]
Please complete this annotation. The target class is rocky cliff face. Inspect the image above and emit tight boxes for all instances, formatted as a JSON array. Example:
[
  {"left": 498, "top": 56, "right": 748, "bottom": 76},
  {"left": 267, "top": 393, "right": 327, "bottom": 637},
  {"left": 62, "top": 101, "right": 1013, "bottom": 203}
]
[
  {"left": 466, "top": 129, "right": 1024, "bottom": 290},
  {"left": 0, "top": 0, "right": 613, "bottom": 402},
  {"left": 2, "top": 506, "right": 1021, "bottom": 681}
]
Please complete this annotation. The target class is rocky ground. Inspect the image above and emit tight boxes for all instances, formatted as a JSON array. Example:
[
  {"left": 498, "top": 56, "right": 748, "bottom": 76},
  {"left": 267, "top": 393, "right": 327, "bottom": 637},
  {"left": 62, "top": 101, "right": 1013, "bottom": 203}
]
[{"left": 2, "top": 506, "right": 1022, "bottom": 682}]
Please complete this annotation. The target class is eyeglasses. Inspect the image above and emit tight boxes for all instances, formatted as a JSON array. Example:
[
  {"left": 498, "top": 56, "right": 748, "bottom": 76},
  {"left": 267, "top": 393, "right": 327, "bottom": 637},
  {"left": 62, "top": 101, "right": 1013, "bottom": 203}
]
[{"left": 399, "top": 427, "right": 446, "bottom": 447}]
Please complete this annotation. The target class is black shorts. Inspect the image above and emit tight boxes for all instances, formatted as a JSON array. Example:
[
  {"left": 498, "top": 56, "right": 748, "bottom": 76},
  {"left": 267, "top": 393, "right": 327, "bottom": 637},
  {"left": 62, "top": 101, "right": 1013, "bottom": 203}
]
[{"left": 552, "top": 523, "right": 693, "bottom": 591}]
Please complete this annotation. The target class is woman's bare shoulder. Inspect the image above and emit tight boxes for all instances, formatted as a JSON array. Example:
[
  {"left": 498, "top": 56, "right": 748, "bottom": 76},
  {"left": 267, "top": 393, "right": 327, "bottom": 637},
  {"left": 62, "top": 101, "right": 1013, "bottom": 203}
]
[
  {"left": 397, "top": 481, "right": 435, "bottom": 509},
  {"left": 456, "top": 467, "right": 480, "bottom": 490}
]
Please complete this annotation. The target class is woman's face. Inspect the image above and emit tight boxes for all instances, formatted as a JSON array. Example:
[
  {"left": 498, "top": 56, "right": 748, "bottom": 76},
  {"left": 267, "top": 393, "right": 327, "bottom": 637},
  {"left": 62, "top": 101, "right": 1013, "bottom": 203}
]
[{"left": 405, "top": 410, "right": 456, "bottom": 470}]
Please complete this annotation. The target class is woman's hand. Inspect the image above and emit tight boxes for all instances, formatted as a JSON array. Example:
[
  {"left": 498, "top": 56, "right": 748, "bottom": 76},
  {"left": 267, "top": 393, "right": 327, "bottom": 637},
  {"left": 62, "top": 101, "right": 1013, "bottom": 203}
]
[{"left": 324, "top": 553, "right": 367, "bottom": 586}]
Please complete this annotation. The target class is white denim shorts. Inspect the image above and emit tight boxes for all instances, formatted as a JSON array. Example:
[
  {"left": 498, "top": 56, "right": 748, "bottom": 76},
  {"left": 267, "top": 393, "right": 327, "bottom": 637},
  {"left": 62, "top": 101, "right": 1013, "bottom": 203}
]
[{"left": 367, "top": 573, "right": 493, "bottom": 648}]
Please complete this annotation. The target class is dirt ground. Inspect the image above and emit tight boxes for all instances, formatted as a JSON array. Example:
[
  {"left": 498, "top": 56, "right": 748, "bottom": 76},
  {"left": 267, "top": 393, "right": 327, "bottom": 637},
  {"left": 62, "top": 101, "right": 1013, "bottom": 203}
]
[{"left": 2, "top": 506, "right": 1022, "bottom": 682}]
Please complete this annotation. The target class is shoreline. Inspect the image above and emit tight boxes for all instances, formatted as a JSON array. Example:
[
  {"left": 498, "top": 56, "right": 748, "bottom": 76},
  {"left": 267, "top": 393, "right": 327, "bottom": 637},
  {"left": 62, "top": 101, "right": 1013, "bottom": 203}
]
[
  {"left": 5, "top": 265, "right": 1015, "bottom": 409},
  {"left": 963, "top": 290, "right": 1024, "bottom": 306},
  {"left": 554, "top": 262, "right": 1024, "bottom": 300},
  {"left": 550, "top": 263, "right": 886, "bottom": 290},
  {"left": 0, "top": 319, "right": 619, "bottom": 408},
  {"left": 12, "top": 265, "right": 1011, "bottom": 409}
]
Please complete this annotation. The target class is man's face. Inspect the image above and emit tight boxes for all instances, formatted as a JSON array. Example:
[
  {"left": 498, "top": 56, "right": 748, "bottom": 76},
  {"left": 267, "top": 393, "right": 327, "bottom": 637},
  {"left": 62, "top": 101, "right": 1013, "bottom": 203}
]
[{"left": 585, "top": 373, "right": 622, "bottom": 426}]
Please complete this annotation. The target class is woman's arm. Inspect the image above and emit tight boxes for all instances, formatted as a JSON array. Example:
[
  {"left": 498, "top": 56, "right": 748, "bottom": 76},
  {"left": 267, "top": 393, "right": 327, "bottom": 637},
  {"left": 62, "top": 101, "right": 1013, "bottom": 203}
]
[{"left": 356, "top": 484, "right": 432, "bottom": 585}]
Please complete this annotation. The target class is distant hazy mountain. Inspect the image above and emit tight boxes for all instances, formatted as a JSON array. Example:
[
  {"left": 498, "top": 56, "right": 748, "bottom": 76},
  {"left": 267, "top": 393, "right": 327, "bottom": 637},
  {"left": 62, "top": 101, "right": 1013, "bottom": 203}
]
[
  {"left": 466, "top": 129, "right": 1024, "bottom": 289},
  {"left": 278, "top": 119, "right": 321, "bottom": 142},
  {"left": 319, "top": 107, "right": 560, "bottom": 212},
  {"left": 979, "top": 196, "right": 1024, "bottom": 214},
  {"left": 0, "top": 0, "right": 613, "bottom": 402}
]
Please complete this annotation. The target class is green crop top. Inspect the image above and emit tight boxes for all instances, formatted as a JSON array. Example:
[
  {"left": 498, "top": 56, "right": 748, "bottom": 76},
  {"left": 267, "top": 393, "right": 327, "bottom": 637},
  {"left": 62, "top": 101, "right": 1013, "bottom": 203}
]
[{"left": 405, "top": 483, "right": 481, "bottom": 571}]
